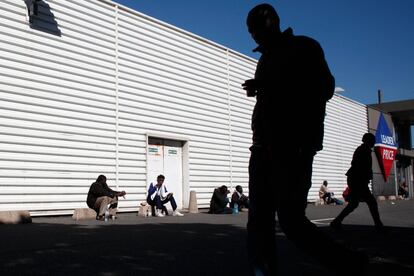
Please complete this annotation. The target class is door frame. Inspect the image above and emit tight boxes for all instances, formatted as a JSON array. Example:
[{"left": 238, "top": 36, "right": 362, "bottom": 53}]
[{"left": 146, "top": 132, "right": 190, "bottom": 209}]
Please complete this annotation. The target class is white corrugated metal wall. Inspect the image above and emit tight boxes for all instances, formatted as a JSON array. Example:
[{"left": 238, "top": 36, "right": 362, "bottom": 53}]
[
  {"left": 0, "top": 0, "right": 118, "bottom": 215},
  {"left": 0, "top": 0, "right": 367, "bottom": 215},
  {"left": 228, "top": 52, "right": 256, "bottom": 196},
  {"left": 116, "top": 5, "right": 244, "bottom": 209},
  {"left": 311, "top": 95, "right": 368, "bottom": 201},
  {"left": 0, "top": 0, "right": 256, "bottom": 215}
]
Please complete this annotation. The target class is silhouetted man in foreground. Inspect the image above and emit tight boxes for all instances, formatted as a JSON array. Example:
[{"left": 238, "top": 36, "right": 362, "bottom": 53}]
[
  {"left": 331, "top": 133, "right": 385, "bottom": 231},
  {"left": 242, "top": 3, "right": 367, "bottom": 275}
]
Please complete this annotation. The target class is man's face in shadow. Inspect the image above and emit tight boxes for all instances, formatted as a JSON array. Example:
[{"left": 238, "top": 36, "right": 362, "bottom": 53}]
[
  {"left": 156, "top": 177, "right": 164, "bottom": 187},
  {"left": 247, "top": 12, "right": 280, "bottom": 47}
]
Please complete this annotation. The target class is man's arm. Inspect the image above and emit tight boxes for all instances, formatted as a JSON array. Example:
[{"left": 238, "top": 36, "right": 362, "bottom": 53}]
[{"left": 102, "top": 182, "right": 126, "bottom": 198}]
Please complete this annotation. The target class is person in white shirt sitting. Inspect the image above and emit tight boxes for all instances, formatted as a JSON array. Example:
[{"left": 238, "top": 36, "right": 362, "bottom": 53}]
[
  {"left": 147, "top": 174, "right": 184, "bottom": 217},
  {"left": 319, "top": 180, "right": 343, "bottom": 205}
]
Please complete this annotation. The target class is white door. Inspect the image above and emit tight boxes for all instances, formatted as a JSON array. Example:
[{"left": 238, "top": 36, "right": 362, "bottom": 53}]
[
  {"left": 163, "top": 146, "right": 183, "bottom": 209},
  {"left": 147, "top": 139, "right": 183, "bottom": 209}
]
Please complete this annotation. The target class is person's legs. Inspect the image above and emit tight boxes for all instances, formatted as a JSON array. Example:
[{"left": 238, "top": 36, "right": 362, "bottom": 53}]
[
  {"left": 162, "top": 194, "right": 177, "bottom": 211},
  {"left": 331, "top": 196, "right": 359, "bottom": 227},
  {"left": 363, "top": 190, "right": 383, "bottom": 228},
  {"left": 331, "top": 178, "right": 361, "bottom": 226},
  {"left": 93, "top": 196, "right": 117, "bottom": 217},
  {"left": 278, "top": 150, "right": 367, "bottom": 273},
  {"left": 146, "top": 196, "right": 157, "bottom": 216},
  {"left": 108, "top": 196, "right": 118, "bottom": 217},
  {"left": 162, "top": 194, "right": 184, "bottom": 216},
  {"left": 247, "top": 147, "right": 277, "bottom": 275}
]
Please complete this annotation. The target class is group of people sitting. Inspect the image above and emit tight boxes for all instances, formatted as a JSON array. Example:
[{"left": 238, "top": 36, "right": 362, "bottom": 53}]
[
  {"left": 86, "top": 174, "right": 183, "bottom": 220},
  {"left": 87, "top": 174, "right": 252, "bottom": 220},
  {"left": 318, "top": 180, "right": 344, "bottom": 205},
  {"left": 398, "top": 179, "right": 409, "bottom": 199},
  {"left": 208, "top": 185, "right": 250, "bottom": 214}
]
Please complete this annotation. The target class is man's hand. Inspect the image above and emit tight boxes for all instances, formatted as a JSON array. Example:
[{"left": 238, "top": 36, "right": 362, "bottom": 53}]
[
  {"left": 242, "top": 79, "right": 259, "bottom": 97},
  {"left": 118, "top": 191, "right": 126, "bottom": 198}
]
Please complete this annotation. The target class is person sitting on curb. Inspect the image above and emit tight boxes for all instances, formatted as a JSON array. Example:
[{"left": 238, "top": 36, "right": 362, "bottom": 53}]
[
  {"left": 86, "top": 174, "right": 126, "bottom": 221},
  {"left": 208, "top": 185, "right": 232, "bottom": 214},
  {"left": 319, "top": 180, "right": 344, "bottom": 205},
  {"left": 230, "top": 185, "right": 250, "bottom": 211},
  {"left": 398, "top": 179, "right": 409, "bottom": 199},
  {"left": 147, "top": 174, "right": 184, "bottom": 217}
]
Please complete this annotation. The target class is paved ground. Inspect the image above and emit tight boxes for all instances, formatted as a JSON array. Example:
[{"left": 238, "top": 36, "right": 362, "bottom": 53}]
[{"left": 1, "top": 199, "right": 413, "bottom": 275}]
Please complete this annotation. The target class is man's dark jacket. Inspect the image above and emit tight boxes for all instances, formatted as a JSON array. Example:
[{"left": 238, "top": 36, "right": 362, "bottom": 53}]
[
  {"left": 252, "top": 28, "right": 335, "bottom": 152},
  {"left": 86, "top": 181, "right": 117, "bottom": 208},
  {"left": 208, "top": 188, "right": 229, "bottom": 214},
  {"left": 346, "top": 143, "right": 373, "bottom": 187}
]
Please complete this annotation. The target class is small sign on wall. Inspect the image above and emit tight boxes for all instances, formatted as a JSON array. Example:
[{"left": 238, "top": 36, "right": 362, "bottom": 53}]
[{"left": 148, "top": 146, "right": 161, "bottom": 156}]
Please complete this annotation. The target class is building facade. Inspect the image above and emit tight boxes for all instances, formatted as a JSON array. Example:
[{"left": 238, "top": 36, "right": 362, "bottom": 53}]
[{"left": 1, "top": 0, "right": 368, "bottom": 216}]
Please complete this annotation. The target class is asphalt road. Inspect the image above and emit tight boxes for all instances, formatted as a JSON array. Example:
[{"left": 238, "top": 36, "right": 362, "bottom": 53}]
[{"left": 1, "top": 199, "right": 413, "bottom": 276}]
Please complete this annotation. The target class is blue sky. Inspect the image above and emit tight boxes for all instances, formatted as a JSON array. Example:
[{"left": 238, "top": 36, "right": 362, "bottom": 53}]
[{"left": 115, "top": 0, "right": 414, "bottom": 105}]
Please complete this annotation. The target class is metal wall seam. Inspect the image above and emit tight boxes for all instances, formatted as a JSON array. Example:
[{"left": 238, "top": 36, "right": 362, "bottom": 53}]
[
  {"left": 226, "top": 49, "right": 233, "bottom": 190},
  {"left": 115, "top": 4, "right": 120, "bottom": 189}
]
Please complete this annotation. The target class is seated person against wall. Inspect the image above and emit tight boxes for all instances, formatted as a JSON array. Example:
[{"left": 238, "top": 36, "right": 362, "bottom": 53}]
[
  {"left": 208, "top": 185, "right": 232, "bottom": 214},
  {"left": 398, "top": 179, "right": 409, "bottom": 199},
  {"left": 230, "top": 185, "right": 249, "bottom": 211},
  {"left": 147, "top": 174, "right": 184, "bottom": 217},
  {"left": 86, "top": 174, "right": 126, "bottom": 220},
  {"left": 319, "top": 180, "right": 343, "bottom": 205}
]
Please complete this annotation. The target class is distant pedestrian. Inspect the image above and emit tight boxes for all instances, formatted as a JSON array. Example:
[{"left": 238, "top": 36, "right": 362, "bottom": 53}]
[
  {"left": 242, "top": 3, "right": 367, "bottom": 275},
  {"left": 331, "top": 133, "right": 385, "bottom": 231}
]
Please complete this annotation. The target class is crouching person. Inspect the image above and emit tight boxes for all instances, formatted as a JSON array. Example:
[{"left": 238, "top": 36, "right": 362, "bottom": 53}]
[
  {"left": 147, "top": 174, "right": 184, "bottom": 217},
  {"left": 208, "top": 185, "right": 232, "bottom": 214},
  {"left": 86, "top": 174, "right": 126, "bottom": 221},
  {"left": 230, "top": 185, "right": 250, "bottom": 211}
]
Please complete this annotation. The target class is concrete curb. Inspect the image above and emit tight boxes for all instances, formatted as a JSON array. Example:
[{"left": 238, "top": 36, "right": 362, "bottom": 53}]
[
  {"left": 0, "top": 210, "right": 32, "bottom": 224},
  {"left": 72, "top": 208, "right": 96, "bottom": 221}
]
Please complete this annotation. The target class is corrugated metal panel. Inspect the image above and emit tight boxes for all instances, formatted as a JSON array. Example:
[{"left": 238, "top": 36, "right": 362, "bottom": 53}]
[
  {"left": 0, "top": 0, "right": 367, "bottom": 214},
  {"left": 227, "top": 52, "right": 256, "bottom": 197},
  {"left": 116, "top": 7, "right": 233, "bottom": 208},
  {"left": 0, "top": 0, "right": 118, "bottom": 215},
  {"left": 311, "top": 94, "right": 368, "bottom": 201}
]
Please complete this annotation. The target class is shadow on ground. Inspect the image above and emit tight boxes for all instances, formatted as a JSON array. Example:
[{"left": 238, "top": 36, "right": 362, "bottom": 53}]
[
  {"left": 0, "top": 222, "right": 249, "bottom": 276},
  {"left": 0, "top": 217, "right": 413, "bottom": 276},
  {"left": 323, "top": 224, "right": 414, "bottom": 275}
]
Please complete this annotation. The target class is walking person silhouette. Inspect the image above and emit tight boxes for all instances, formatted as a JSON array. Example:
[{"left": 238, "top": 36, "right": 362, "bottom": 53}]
[
  {"left": 242, "top": 3, "right": 368, "bottom": 275},
  {"left": 330, "top": 133, "right": 385, "bottom": 231}
]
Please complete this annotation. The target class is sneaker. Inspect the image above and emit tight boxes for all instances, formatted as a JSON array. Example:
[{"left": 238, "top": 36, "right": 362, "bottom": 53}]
[
  {"left": 96, "top": 215, "right": 105, "bottom": 221},
  {"left": 156, "top": 210, "right": 165, "bottom": 217},
  {"left": 173, "top": 210, "right": 184, "bottom": 217}
]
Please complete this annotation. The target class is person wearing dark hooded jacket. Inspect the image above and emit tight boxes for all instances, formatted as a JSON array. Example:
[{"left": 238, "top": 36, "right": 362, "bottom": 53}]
[
  {"left": 242, "top": 3, "right": 367, "bottom": 275},
  {"left": 208, "top": 185, "right": 232, "bottom": 214},
  {"left": 87, "top": 175, "right": 126, "bottom": 220}
]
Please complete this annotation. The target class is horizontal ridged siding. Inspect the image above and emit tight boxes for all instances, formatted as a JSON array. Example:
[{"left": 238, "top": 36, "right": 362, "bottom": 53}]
[
  {"left": 311, "top": 95, "right": 368, "bottom": 201},
  {"left": 0, "top": 0, "right": 257, "bottom": 214},
  {"left": 0, "top": 0, "right": 367, "bottom": 215},
  {"left": 0, "top": 0, "right": 117, "bottom": 215}
]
